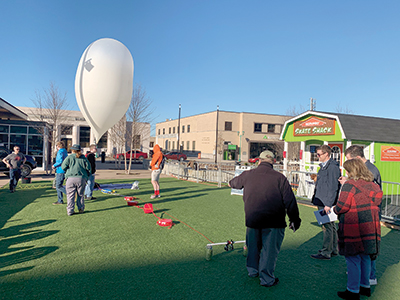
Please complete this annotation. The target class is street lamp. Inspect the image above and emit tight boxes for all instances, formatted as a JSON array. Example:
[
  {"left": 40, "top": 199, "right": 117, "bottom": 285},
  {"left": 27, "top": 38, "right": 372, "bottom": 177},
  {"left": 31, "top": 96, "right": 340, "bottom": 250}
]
[
  {"left": 177, "top": 104, "right": 181, "bottom": 151},
  {"left": 237, "top": 130, "right": 244, "bottom": 162},
  {"left": 215, "top": 105, "right": 219, "bottom": 164}
]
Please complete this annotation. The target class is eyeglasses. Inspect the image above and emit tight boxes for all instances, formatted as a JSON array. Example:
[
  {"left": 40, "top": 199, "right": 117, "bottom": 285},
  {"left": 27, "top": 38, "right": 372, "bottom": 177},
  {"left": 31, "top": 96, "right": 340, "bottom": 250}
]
[
  {"left": 317, "top": 152, "right": 325, "bottom": 157},
  {"left": 15, "top": 148, "right": 20, "bottom": 150}
]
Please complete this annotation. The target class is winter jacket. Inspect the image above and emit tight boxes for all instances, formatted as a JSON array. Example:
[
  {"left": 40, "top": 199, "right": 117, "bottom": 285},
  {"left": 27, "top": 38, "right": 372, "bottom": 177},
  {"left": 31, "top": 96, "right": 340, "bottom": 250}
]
[
  {"left": 150, "top": 144, "right": 163, "bottom": 171},
  {"left": 61, "top": 154, "right": 91, "bottom": 180},
  {"left": 333, "top": 179, "right": 382, "bottom": 256},
  {"left": 53, "top": 148, "right": 68, "bottom": 173},
  {"left": 229, "top": 161, "right": 301, "bottom": 229},
  {"left": 312, "top": 158, "right": 341, "bottom": 207}
]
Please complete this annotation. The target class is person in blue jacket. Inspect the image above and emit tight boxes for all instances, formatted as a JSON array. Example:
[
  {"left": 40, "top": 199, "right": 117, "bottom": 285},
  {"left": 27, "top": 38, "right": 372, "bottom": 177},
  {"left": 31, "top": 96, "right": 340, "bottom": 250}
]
[{"left": 52, "top": 141, "right": 68, "bottom": 205}]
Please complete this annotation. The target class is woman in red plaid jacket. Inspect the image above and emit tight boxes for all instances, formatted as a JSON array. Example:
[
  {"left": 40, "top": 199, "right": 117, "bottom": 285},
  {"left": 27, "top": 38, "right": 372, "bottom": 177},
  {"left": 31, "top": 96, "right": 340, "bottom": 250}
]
[{"left": 334, "top": 159, "right": 382, "bottom": 300}]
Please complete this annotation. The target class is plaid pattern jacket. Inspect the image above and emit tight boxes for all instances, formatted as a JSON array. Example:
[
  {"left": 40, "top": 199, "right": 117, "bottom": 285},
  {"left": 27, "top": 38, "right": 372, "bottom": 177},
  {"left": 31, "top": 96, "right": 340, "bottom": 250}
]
[{"left": 333, "top": 179, "right": 382, "bottom": 256}]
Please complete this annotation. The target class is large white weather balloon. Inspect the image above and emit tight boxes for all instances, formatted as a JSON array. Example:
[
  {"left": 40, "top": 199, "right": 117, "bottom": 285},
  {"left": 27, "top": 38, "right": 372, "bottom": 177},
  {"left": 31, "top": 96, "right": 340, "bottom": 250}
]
[{"left": 75, "top": 38, "right": 134, "bottom": 144}]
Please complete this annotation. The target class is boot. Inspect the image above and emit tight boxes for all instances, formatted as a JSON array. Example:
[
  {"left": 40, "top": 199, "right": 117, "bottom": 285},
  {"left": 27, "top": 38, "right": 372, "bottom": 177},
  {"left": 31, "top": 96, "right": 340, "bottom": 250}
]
[
  {"left": 359, "top": 286, "right": 371, "bottom": 297},
  {"left": 337, "top": 289, "right": 360, "bottom": 300}
]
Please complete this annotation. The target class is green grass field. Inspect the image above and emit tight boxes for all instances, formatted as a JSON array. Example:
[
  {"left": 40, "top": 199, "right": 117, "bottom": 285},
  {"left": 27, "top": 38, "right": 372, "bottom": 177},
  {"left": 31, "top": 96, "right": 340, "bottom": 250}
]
[{"left": 0, "top": 177, "right": 399, "bottom": 300}]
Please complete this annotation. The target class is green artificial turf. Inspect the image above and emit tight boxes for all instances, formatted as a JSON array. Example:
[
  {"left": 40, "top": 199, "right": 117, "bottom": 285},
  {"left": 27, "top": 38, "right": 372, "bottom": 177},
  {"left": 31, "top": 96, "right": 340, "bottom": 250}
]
[{"left": 0, "top": 178, "right": 399, "bottom": 300}]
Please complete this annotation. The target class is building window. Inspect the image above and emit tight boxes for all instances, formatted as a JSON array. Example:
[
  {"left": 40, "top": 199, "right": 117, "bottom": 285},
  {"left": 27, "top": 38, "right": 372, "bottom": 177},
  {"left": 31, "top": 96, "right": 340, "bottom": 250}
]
[
  {"left": 268, "top": 124, "right": 275, "bottom": 133},
  {"left": 254, "top": 123, "right": 277, "bottom": 133},
  {"left": 79, "top": 126, "right": 90, "bottom": 147},
  {"left": 61, "top": 125, "right": 73, "bottom": 135},
  {"left": 158, "top": 129, "right": 160, "bottom": 135},
  {"left": 173, "top": 127, "right": 175, "bottom": 134},
  {"left": 169, "top": 127, "right": 171, "bottom": 134},
  {"left": 192, "top": 141, "right": 195, "bottom": 151},
  {"left": 181, "top": 141, "right": 184, "bottom": 150},
  {"left": 97, "top": 132, "right": 108, "bottom": 148},
  {"left": 150, "top": 141, "right": 154, "bottom": 147},
  {"left": 172, "top": 141, "right": 175, "bottom": 150},
  {"left": 169, "top": 141, "right": 171, "bottom": 149},
  {"left": 254, "top": 123, "right": 262, "bottom": 132},
  {"left": 225, "top": 122, "right": 232, "bottom": 131},
  {"left": 187, "top": 125, "right": 190, "bottom": 133},
  {"left": 163, "top": 128, "right": 165, "bottom": 135},
  {"left": 182, "top": 125, "right": 185, "bottom": 133},
  {"left": 187, "top": 141, "right": 190, "bottom": 150}
]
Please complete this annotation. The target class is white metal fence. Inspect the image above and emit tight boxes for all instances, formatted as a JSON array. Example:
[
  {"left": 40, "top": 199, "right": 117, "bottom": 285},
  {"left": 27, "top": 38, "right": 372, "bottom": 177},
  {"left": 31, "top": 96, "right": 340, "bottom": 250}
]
[
  {"left": 162, "top": 162, "right": 400, "bottom": 224},
  {"left": 285, "top": 170, "right": 400, "bottom": 224}
]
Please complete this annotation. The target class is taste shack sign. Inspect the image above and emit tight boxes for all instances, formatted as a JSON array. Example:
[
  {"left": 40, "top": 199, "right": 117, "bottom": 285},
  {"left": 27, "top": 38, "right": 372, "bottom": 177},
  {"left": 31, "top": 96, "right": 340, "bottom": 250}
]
[{"left": 293, "top": 116, "right": 335, "bottom": 136}]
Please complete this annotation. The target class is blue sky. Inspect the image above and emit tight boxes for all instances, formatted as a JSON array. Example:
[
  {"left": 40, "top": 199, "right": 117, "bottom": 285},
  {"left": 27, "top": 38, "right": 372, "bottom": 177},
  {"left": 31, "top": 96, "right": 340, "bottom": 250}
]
[{"left": 1, "top": 0, "right": 400, "bottom": 132}]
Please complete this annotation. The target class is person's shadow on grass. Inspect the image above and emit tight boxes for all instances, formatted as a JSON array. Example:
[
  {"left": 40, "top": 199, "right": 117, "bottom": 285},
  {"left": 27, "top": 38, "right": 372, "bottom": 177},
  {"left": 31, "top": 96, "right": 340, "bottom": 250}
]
[{"left": 0, "top": 220, "right": 59, "bottom": 278}]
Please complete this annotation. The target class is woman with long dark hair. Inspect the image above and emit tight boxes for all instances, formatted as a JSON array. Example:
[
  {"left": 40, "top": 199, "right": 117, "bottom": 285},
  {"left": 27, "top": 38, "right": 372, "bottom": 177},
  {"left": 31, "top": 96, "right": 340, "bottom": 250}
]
[
  {"left": 61, "top": 144, "right": 91, "bottom": 216},
  {"left": 334, "top": 159, "right": 382, "bottom": 300}
]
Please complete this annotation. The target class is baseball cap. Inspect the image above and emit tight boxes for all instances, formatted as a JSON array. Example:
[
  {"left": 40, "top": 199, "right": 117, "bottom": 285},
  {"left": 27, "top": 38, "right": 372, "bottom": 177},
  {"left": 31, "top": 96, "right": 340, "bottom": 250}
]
[{"left": 259, "top": 150, "right": 275, "bottom": 159}]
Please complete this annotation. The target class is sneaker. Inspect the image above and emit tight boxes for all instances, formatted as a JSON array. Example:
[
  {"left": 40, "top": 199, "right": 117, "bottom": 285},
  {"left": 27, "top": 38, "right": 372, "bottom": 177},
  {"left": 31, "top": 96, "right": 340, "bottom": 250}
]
[
  {"left": 369, "top": 278, "right": 377, "bottom": 286},
  {"left": 52, "top": 202, "right": 64, "bottom": 205},
  {"left": 261, "top": 278, "right": 279, "bottom": 287},
  {"left": 10, "top": 190, "right": 14, "bottom": 193},
  {"left": 79, "top": 209, "right": 85, "bottom": 214},
  {"left": 311, "top": 253, "right": 330, "bottom": 260},
  {"left": 150, "top": 194, "right": 156, "bottom": 199},
  {"left": 331, "top": 252, "right": 339, "bottom": 257},
  {"left": 359, "top": 287, "right": 371, "bottom": 297},
  {"left": 68, "top": 212, "right": 75, "bottom": 216},
  {"left": 337, "top": 289, "right": 360, "bottom": 300},
  {"left": 248, "top": 273, "right": 259, "bottom": 278},
  {"left": 90, "top": 197, "right": 97, "bottom": 200}
]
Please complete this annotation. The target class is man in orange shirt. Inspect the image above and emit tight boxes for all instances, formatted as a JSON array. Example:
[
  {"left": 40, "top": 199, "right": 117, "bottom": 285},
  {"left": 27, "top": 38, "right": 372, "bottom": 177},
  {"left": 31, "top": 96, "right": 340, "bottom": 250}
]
[{"left": 150, "top": 144, "right": 163, "bottom": 199}]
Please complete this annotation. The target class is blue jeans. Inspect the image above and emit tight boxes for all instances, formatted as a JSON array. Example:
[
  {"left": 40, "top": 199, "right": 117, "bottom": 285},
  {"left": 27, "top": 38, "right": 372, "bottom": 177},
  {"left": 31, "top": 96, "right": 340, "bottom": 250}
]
[
  {"left": 345, "top": 254, "right": 371, "bottom": 293},
  {"left": 85, "top": 174, "right": 95, "bottom": 198},
  {"left": 9, "top": 168, "right": 21, "bottom": 191},
  {"left": 55, "top": 173, "right": 66, "bottom": 203},
  {"left": 370, "top": 259, "right": 376, "bottom": 280}
]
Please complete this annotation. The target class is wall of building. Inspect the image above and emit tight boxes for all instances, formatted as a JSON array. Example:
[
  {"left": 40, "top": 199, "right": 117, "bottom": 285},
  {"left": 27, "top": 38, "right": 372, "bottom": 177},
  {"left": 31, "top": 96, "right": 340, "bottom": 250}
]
[
  {"left": 18, "top": 107, "right": 151, "bottom": 157},
  {"left": 155, "top": 110, "right": 290, "bottom": 161}
]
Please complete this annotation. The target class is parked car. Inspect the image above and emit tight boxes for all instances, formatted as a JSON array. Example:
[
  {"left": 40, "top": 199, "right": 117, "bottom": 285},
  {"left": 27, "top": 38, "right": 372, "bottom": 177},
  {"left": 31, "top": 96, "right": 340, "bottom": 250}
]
[
  {"left": 0, "top": 146, "right": 37, "bottom": 177},
  {"left": 248, "top": 157, "right": 277, "bottom": 164},
  {"left": 248, "top": 157, "right": 260, "bottom": 163},
  {"left": 164, "top": 152, "right": 187, "bottom": 161},
  {"left": 113, "top": 150, "right": 148, "bottom": 162}
]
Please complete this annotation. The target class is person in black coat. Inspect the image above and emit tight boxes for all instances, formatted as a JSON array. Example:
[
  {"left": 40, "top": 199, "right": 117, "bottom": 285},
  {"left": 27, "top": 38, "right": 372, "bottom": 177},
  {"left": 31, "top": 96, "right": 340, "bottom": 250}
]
[
  {"left": 229, "top": 150, "right": 301, "bottom": 287},
  {"left": 311, "top": 145, "right": 341, "bottom": 260},
  {"left": 84, "top": 144, "right": 97, "bottom": 200}
]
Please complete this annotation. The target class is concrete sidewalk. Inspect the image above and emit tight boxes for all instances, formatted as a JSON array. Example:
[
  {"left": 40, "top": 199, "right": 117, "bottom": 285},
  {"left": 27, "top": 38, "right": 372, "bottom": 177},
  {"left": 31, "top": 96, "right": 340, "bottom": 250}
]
[{"left": 0, "top": 159, "right": 156, "bottom": 188}]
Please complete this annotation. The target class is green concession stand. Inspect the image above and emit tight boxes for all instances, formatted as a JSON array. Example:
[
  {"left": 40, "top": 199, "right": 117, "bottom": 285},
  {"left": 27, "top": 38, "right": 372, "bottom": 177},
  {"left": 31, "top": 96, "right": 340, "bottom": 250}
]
[{"left": 280, "top": 111, "right": 400, "bottom": 183}]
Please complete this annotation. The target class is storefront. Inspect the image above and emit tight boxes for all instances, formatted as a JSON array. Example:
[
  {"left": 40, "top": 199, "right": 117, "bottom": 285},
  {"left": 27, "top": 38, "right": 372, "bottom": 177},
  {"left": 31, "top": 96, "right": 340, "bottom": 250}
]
[
  {"left": 0, "top": 120, "right": 48, "bottom": 170},
  {"left": 280, "top": 111, "right": 400, "bottom": 183}
]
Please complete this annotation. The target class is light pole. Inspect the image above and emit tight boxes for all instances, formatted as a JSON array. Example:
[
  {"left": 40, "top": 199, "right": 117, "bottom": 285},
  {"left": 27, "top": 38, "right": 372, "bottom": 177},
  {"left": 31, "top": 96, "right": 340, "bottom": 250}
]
[
  {"left": 215, "top": 105, "right": 219, "bottom": 164},
  {"left": 237, "top": 131, "right": 244, "bottom": 162},
  {"left": 177, "top": 104, "right": 181, "bottom": 151}
]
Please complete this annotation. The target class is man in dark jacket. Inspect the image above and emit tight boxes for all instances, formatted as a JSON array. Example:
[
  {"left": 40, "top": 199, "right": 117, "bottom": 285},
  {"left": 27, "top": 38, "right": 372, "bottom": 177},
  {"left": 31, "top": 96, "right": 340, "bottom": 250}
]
[
  {"left": 84, "top": 144, "right": 97, "bottom": 200},
  {"left": 311, "top": 145, "right": 341, "bottom": 260},
  {"left": 229, "top": 150, "right": 301, "bottom": 287}
]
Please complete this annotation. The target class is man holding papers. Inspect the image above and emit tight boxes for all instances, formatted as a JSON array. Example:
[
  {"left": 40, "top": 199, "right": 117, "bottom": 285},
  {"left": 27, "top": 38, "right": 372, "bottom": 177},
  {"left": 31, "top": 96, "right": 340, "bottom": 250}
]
[{"left": 311, "top": 145, "right": 341, "bottom": 260}]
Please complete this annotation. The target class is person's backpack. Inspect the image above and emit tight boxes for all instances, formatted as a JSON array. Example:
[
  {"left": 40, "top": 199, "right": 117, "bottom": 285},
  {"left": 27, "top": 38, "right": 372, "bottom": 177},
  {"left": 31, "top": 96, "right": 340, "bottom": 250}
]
[{"left": 159, "top": 155, "right": 166, "bottom": 170}]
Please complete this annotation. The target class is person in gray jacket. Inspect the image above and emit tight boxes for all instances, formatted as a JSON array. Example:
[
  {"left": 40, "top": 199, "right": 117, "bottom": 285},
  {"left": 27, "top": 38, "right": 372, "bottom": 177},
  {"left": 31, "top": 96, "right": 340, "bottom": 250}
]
[{"left": 311, "top": 145, "right": 341, "bottom": 260}]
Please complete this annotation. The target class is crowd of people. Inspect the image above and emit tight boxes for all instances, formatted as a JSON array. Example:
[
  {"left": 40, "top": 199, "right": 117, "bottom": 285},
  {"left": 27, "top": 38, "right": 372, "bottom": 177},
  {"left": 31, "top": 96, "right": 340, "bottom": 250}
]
[
  {"left": 229, "top": 145, "right": 382, "bottom": 300},
  {"left": 4, "top": 142, "right": 383, "bottom": 299}
]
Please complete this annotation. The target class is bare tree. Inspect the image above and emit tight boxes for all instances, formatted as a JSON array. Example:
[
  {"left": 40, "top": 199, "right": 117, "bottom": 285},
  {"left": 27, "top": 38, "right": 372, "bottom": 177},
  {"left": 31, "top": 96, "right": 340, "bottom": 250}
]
[
  {"left": 30, "top": 82, "right": 69, "bottom": 174},
  {"left": 108, "top": 116, "right": 128, "bottom": 169},
  {"left": 335, "top": 103, "right": 355, "bottom": 114},
  {"left": 125, "top": 84, "right": 155, "bottom": 174}
]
